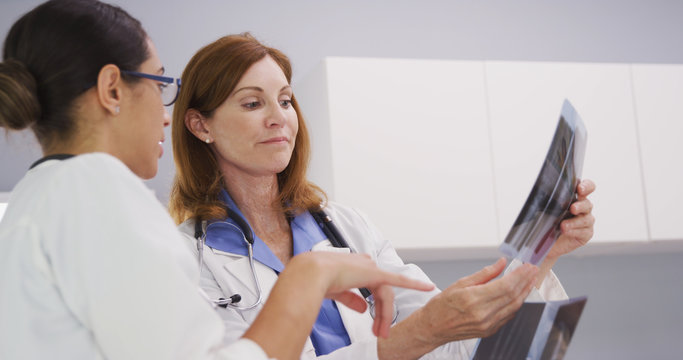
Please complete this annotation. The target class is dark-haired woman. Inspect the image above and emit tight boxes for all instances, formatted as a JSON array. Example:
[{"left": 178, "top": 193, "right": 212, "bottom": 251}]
[{"left": 0, "top": 1, "right": 432, "bottom": 359}]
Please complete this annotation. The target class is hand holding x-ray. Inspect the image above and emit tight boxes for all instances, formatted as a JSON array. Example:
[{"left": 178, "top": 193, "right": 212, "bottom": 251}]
[{"left": 499, "top": 99, "right": 588, "bottom": 266}]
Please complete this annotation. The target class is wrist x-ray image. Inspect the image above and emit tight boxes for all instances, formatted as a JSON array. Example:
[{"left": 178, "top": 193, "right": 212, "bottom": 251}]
[{"left": 499, "top": 99, "right": 587, "bottom": 265}]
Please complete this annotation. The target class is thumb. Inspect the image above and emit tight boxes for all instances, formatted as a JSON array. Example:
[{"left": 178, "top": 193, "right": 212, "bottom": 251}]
[{"left": 454, "top": 257, "right": 506, "bottom": 288}]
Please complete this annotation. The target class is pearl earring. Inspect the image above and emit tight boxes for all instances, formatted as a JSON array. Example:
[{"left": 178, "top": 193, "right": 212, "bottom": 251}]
[
  {"left": 205, "top": 138, "right": 211, "bottom": 144},
  {"left": 114, "top": 106, "right": 120, "bottom": 114}
]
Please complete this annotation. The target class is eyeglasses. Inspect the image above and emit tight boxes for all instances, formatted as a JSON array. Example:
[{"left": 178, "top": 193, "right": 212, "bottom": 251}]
[{"left": 121, "top": 70, "right": 181, "bottom": 106}]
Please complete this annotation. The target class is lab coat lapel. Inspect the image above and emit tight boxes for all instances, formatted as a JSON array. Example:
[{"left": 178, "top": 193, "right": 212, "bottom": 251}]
[
  {"left": 335, "top": 289, "right": 375, "bottom": 344},
  {"left": 301, "top": 338, "right": 316, "bottom": 359}
]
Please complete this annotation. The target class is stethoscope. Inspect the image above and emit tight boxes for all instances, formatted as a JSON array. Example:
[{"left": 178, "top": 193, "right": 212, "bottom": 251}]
[
  {"left": 195, "top": 206, "right": 262, "bottom": 310},
  {"left": 194, "top": 206, "right": 397, "bottom": 322}
]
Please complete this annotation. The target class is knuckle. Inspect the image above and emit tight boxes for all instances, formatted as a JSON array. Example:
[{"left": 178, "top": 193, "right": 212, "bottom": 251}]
[
  {"left": 464, "top": 294, "right": 480, "bottom": 310},
  {"left": 479, "top": 319, "right": 497, "bottom": 335},
  {"left": 516, "top": 294, "right": 528, "bottom": 307},
  {"left": 472, "top": 308, "right": 490, "bottom": 324},
  {"left": 502, "top": 281, "right": 516, "bottom": 294},
  {"left": 473, "top": 319, "right": 488, "bottom": 333}
]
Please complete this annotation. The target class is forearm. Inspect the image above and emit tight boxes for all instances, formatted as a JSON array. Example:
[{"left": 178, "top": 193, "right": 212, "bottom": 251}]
[
  {"left": 242, "top": 256, "right": 327, "bottom": 360},
  {"left": 377, "top": 307, "right": 438, "bottom": 360}
]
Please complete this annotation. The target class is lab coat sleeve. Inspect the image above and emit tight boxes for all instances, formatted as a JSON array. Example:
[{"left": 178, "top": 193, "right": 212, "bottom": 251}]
[
  {"left": 41, "top": 155, "right": 269, "bottom": 360},
  {"left": 505, "top": 259, "right": 568, "bottom": 302},
  {"left": 214, "top": 338, "right": 272, "bottom": 359},
  {"left": 312, "top": 338, "right": 377, "bottom": 360}
]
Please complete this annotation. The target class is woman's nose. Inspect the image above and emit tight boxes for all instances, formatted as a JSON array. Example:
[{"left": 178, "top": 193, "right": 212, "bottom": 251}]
[
  {"left": 163, "top": 109, "right": 171, "bottom": 127},
  {"left": 265, "top": 102, "right": 286, "bottom": 128}
]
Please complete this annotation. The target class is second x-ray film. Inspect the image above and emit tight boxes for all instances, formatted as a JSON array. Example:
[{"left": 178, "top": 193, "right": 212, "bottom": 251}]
[{"left": 499, "top": 100, "right": 587, "bottom": 265}]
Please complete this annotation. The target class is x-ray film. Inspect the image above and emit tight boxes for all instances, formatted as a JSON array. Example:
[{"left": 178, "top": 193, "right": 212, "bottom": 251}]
[
  {"left": 499, "top": 100, "right": 587, "bottom": 265},
  {"left": 471, "top": 296, "right": 588, "bottom": 360}
]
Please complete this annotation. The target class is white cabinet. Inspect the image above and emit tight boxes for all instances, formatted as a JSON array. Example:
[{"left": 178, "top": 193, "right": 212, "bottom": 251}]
[
  {"left": 295, "top": 57, "right": 682, "bottom": 260},
  {"left": 297, "top": 57, "right": 499, "bottom": 253},
  {"left": 484, "top": 61, "right": 648, "bottom": 243},
  {"left": 631, "top": 64, "right": 683, "bottom": 241}
]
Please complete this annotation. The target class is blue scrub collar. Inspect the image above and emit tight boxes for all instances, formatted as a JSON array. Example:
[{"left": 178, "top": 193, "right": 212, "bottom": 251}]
[{"left": 203, "top": 189, "right": 327, "bottom": 273}]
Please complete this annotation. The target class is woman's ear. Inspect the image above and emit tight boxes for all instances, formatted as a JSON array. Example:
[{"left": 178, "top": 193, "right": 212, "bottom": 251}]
[
  {"left": 185, "top": 109, "right": 212, "bottom": 143},
  {"left": 96, "top": 64, "right": 123, "bottom": 116}
]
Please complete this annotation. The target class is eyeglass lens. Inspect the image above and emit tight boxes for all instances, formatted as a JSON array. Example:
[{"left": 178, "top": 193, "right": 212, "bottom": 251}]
[{"left": 161, "top": 82, "right": 179, "bottom": 106}]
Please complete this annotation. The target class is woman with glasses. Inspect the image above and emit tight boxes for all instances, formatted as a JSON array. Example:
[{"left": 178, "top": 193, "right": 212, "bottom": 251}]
[{"left": 0, "top": 1, "right": 433, "bottom": 359}]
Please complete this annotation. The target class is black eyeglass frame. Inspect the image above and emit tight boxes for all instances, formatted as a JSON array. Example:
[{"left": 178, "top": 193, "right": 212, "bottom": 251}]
[{"left": 121, "top": 70, "right": 182, "bottom": 106}]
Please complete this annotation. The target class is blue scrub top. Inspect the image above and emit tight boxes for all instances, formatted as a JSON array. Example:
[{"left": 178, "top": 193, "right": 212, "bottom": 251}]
[{"left": 204, "top": 190, "right": 352, "bottom": 356}]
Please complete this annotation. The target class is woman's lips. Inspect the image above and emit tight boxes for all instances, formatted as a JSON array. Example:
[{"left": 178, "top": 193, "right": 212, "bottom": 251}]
[{"left": 261, "top": 136, "right": 288, "bottom": 144}]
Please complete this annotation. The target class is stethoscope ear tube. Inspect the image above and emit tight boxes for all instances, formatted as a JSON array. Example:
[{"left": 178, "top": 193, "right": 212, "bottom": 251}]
[{"left": 311, "top": 210, "right": 348, "bottom": 248}]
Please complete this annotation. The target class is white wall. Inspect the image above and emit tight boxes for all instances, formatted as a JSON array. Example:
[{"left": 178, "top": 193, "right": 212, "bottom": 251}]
[{"left": 2, "top": 1, "right": 683, "bottom": 358}]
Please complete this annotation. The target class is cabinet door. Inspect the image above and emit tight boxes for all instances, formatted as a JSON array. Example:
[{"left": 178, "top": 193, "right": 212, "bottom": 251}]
[
  {"left": 632, "top": 64, "right": 683, "bottom": 241},
  {"left": 485, "top": 61, "right": 648, "bottom": 243},
  {"left": 299, "top": 57, "right": 499, "bottom": 251}
]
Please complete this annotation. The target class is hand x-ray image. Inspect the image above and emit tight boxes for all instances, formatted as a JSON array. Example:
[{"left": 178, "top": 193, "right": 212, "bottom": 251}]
[
  {"left": 499, "top": 99, "right": 587, "bottom": 265},
  {"left": 471, "top": 297, "right": 588, "bottom": 360}
]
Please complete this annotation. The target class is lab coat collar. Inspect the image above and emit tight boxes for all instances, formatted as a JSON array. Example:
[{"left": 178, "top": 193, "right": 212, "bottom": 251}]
[{"left": 204, "top": 189, "right": 327, "bottom": 273}]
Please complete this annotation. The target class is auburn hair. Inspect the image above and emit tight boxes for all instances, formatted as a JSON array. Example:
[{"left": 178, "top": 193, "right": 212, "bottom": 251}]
[{"left": 169, "top": 33, "right": 325, "bottom": 224}]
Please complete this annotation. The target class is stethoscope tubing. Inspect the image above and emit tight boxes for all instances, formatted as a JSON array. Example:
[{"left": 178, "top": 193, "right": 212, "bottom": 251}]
[{"left": 197, "top": 219, "right": 263, "bottom": 310}]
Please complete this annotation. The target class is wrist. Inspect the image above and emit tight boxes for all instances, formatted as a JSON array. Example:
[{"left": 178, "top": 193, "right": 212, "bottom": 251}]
[
  {"left": 536, "top": 255, "right": 558, "bottom": 288},
  {"left": 412, "top": 305, "right": 442, "bottom": 349},
  {"left": 287, "top": 253, "right": 332, "bottom": 295},
  {"left": 377, "top": 305, "right": 440, "bottom": 360}
]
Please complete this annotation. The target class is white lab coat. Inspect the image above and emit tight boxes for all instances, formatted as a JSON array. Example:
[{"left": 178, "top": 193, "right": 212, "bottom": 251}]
[
  {"left": 179, "top": 201, "right": 568, "bottom": 360},
  {"left": 0, "top": 153, "right": 271, "bottom": 360}
]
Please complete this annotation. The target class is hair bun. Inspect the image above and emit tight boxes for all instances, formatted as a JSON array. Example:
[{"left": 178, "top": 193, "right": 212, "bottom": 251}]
[{"left": 0, "top": 59, "right": 41, "bottom": 130}]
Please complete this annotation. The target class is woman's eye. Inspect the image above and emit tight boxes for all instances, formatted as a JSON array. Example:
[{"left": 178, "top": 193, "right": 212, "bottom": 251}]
[
  {"left": 157, "top": 83, "right": 168, "bottom": 92},
  {"left": 243, "top": 101, "right": 261, "bottom": 109},
  {"left": 280, "top": 99, "right": 292, "bottom": 108}
]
